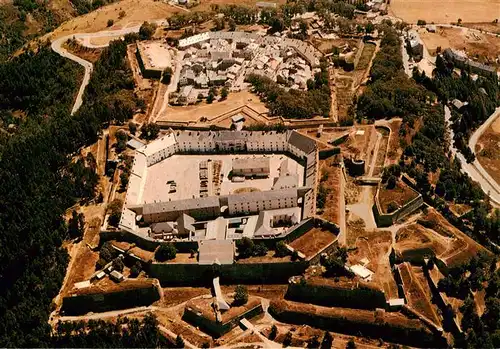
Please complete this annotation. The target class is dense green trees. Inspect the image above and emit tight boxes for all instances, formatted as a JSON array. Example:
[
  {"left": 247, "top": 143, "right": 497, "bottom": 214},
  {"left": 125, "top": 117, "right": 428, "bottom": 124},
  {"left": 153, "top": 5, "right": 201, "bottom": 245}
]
[
  {"left": 52, "top": 314, "right": 171, "bottom": 347},
  {"left": 0, "top": 40, "right": 139, "bottom": 346},
  {"left": 233, "top": 285, "right": 248, "bottom": 306},
  {"left": 356, "top": 26, "right": 429, "bottom": 124},
  {"left": 413, "top": 55, "right": 500, "bottom": 159},
  {"left": 246, "top": 59, "right": 331, "bottom": 119},
  {"left": 0, "top": 44, "right": 82, "bottom": 125},
  {"left": 155, "top": 242, "right": 177, "bottom": 261}
]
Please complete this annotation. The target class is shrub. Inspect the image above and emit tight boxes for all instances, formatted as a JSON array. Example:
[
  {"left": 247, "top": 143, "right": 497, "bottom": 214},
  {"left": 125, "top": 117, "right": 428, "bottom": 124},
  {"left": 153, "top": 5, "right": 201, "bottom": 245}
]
[
  {"left": 283, "top": 331, "right": 293, "bottom": 347},
  {"left": 130, "top": 261, "right": 142, "bottom": 277},
  {"left": 162, "top": 67, "right": 173, "bottom": 84},
  {"left": 386, "top": 175, "right": 397, "bottom": 189},
  {"left": 269, "top": 324, "right": 277, "bottom": 340},
  {"left": 275, "top": 241, "right": 289, "bottom": 257},
  {"left": 140, "top": 123, "right": 160, "bottom": 140},
  {"left": 236, "top": 237, "right": 254, "bottom": 258},
  {"left": 112, "top": 257, "right": 124, "bottom": 272},
  {"left": 175, "top": 335, "right": 185, "bottom": 348},
  {"left": 128, "top": 121, "right": 137, "bottom": 134},
  {"left": 321, "top": 331, "right": 333, "bottom": 348},
  {"left": 107, "top": 19, "right": 114, "bottom": 27},
  {"left": 139, "top": 21, "right": 157, "bottom": 40},
  {"left": 155, "top": 242, "right": 177, "bottom": 261},
  {"left": 387, "top": 202, "right": 399, "bottom": 213},
  {"left": 233, "top": 285, "right": 248, "bottom": 306}
]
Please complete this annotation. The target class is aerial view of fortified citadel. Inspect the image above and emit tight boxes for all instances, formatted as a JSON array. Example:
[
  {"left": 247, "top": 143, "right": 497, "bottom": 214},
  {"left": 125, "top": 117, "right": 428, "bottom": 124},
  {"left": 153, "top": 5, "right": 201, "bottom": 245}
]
[{"left": 0, "top": 0, "right": 499, "bottom": 347}]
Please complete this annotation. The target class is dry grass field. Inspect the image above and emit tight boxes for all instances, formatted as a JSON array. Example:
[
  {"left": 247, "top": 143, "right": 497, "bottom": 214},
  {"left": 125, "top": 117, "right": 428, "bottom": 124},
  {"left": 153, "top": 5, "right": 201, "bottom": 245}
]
[
  {"left": 390, "top": 0, "right": 500, "bottom": 24},
  {"left": 157, "top": 91, "right": 268, "bottom": 122},
  {"left": 288, "top": 227, "right": 337, "bottom": 258},
  {"left": 398, "top": 263, "right": 442, "bottom": 326},
  {"left": 395, "top": 208, "right": 489, "bottom": 267},
  {"left": 377, "top": 180, "right": 419, "bottom": 214},
  {"left": 348, "top": 230, "right": 399, "bottom": 299},
  {"left": 318, "top": 160, "right": 343, "bottom": 224},
  {"left": 476, "top": 115, "right": 500, "bottom": 185},
  {"left": 419, "top": 27, "right": 500, "bottom": 63}
]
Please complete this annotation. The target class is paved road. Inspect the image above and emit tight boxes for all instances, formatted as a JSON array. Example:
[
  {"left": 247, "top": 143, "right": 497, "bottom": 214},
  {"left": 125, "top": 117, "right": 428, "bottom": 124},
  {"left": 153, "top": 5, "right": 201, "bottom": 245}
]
[
  {"left": 52, "top": 20, "right": 167, "bottom": 115},
  {"left": 445, "top": 105, "right": 500, "bottom": 206}
]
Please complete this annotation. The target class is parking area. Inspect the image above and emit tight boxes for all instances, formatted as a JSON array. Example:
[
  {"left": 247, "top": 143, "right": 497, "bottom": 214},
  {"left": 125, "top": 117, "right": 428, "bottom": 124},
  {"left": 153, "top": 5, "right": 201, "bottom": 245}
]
[{"left": 141, "top": 154, "right": 304, "bottom": 204}]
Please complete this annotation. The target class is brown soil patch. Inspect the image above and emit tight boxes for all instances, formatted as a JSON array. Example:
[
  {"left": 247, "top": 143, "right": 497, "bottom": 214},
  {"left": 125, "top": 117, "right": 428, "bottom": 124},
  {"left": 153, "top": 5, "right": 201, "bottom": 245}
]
[
  {"left": 186, "top": 295, "right": 261, "bottom": 323},
  {"left": 128, "top": 246, "right": 155, "bottom": 262},
  {"left": 63, "top": 40, "right": 103, "bottom": 63},
  {"left": 155, "top": 287, "right": 211, "bottom": 307},
  {"left": 237, "top": 250, "right": 292, "bottom": 264},
  {"left": 395, "top": 223, "right": 452, "bottom": 258},
  {"left": 318, "top": 160, "right": 342, "bottom": 224},
  {"left": 396, "top": 208, "right": 489, "bottom": 267},
  {"left": 221, "top": 284, "right": 287, "bottom": 301},
  {"left": 158, "top": 91, "right": 268, "bottom": 122},
  {"left": 44, "top": 0, "right": 181, "bottom": 42},
  {"left": 233, "top": 187, "right": 260, "bottom": 194},
  {"left": 288, "top": 227, "right": 337, "bottom": 258},
  {"left": 348, "top": 230, "right": 398, "bottom": 298},
  {"left": 72, "top": 278, "right": 156, "bottom": 296},
  {"left": 377, "top": 180, "right": 419, "bottom": 214},
  {"left": 271, "top": 299, "right": 430, "bottom": 331},
  {"left": 399, "top": 263, "right": 441, "bottom": 326},
  {"left": 476, "top": 115, "right": 500, "bottom": 184},
  {"left": 419, "top": 27, "right": 500, "bottom": 64},
  {"left": 390, "top": 0, "right": 500, "bottom": 24},
  {"left": 386, "top": 119, "right": 403, "bottom": 163},
  {"left": 463, "top": 22, "right": 500, "bottom": 34}
]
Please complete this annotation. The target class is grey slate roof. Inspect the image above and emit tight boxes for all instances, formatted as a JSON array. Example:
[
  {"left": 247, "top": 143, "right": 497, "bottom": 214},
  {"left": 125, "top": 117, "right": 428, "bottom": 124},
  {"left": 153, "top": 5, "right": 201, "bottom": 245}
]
[
  {"left": 142, "top": 196, "right": 220, "bottom": 215},
  {"left": 287, "top": 130, "right": 317, "bottom": 154}
]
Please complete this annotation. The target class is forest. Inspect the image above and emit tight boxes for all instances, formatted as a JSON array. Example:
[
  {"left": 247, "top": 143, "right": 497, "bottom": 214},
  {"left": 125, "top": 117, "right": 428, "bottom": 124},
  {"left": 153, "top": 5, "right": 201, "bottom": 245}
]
[
  {"left": 413, "top": 56, "right": 500, "bottom": 161},
  {"left": 0, "top": 40, "right": 146, "bottom": 346},
  {"left": 0, "top": 45, "right": 82, "bottom": 129},
  {"left": 366, "top": 25, "right": 499, "bottom": 348},
  {"left": 0, "top": 0, "right": 113, "bottom": 61}
]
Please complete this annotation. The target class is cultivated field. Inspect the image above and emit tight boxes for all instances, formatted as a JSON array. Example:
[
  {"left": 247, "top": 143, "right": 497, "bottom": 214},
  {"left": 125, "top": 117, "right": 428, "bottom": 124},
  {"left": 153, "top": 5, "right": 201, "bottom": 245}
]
[
  {"left": 476, "top": 114, "right": 500, "bottom": 185},
  {"left": 390, "top": 0, "right": 500, "bottom": 24}
]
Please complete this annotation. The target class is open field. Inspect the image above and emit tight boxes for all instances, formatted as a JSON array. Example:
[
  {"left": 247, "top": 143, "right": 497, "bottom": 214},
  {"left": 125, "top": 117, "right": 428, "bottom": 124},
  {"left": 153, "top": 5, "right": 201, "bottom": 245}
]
[
  {"left": 348, "top": 230, "right": 399, "bottom": 299},
  {"left": 288, "top": 227, "right": 337, "bottom": 258},
  {"left": 42, "top": 0, "right": 178, "bottom": 42},
  {"left": 395, "top": 208, "right": 489, "bottom": 267},
  {"left": 476, "top": 114, "right": 500, "bottom": 185},
  {"left": 377, "top": 180, "right": 419, "bottom": 214},
  {"left": 418, "top": 27, "right": 500, "bottom": 63},
  {"left": 398, "top": 263, "right": 441, "bottom": 326},
  {"left": 157, "top": 91, "right": 268, "bottom": 122},
  {"left": 390, "top": 0, "right": 500, "bottom": 24}
]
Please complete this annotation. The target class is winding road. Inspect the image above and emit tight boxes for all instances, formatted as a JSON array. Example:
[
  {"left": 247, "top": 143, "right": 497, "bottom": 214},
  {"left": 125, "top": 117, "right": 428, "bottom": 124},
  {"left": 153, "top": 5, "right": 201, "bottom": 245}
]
[
  {"left": 445, "top": 105, "right": 500, "bottom": 207},
  {"left": 51, "top": 20, "right": 167, "bottom": 115}
]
